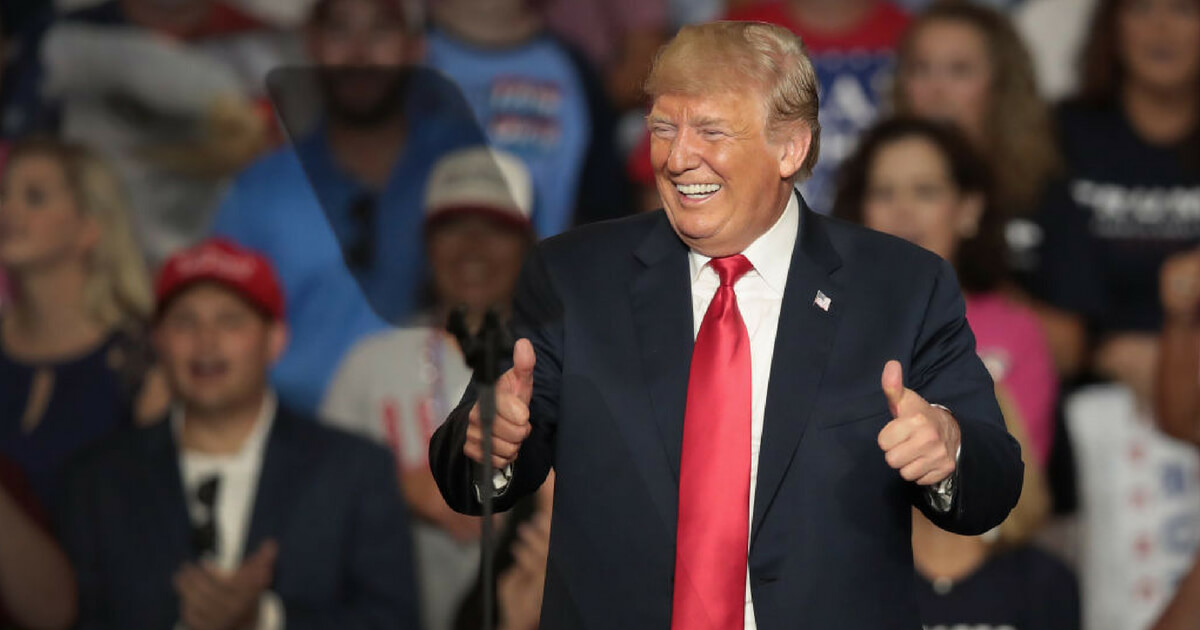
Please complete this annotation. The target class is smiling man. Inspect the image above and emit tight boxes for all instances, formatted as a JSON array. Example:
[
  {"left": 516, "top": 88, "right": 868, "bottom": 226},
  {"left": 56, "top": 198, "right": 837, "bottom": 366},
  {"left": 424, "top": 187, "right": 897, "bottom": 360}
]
[
  {"left": 57, "top": 238, "right": 420, "bottom": 630},
  {"left": 431, "top": 21, "right": 1024, "bottom": 630}
]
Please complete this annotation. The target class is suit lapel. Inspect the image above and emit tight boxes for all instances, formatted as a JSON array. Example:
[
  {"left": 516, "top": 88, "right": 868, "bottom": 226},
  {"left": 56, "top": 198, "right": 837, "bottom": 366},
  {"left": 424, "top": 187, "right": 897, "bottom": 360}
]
[
  {"left": 629, "top": 212, "right": 694, "bottom": 507},
  {"left": 751, "top": 200, "right": 844, "bottom": 547},
  {"left": 243, "top": 410, "right": 306, "bottom": 560},
  {"left": 141, "top": 422, "right": 192, "bottom": 569}
]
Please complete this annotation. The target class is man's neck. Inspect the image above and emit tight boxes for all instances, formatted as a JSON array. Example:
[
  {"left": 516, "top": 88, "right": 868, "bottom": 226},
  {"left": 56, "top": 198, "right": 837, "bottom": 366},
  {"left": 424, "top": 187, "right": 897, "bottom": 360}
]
[
  {"left": 1123, "top": 81, "right": 1199, "bottom": 146},
  {"left": 689, "top": 189, "right": 793, "bottom": 259},
  {"left": 327, "top": 117, "right": 407, "bottom": 190},
  {"left": 180, "top": 392, "right": 268, "bottom": 456},
  {"left": 434, "top": 2, "right": 542, "bottom": 48}
]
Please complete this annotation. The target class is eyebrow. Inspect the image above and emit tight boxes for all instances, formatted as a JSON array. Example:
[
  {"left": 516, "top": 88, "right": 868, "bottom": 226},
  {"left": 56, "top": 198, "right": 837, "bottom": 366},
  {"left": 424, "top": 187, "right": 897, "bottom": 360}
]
[
  {"left": 691, "top": 116, "right": 730, "bottom": 128},
  {"left": 645, "top": 115, "right": 730, "bottom": 128}
]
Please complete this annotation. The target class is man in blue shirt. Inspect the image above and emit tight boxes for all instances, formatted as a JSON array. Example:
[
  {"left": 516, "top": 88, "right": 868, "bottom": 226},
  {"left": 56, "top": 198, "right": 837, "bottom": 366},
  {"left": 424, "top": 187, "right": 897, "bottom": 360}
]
[
  {"left": 212, "top": 0, "right": 483, "bottom": 415},
  {"left": 426, "top": 0, "right": 593, "bottom": 238}
]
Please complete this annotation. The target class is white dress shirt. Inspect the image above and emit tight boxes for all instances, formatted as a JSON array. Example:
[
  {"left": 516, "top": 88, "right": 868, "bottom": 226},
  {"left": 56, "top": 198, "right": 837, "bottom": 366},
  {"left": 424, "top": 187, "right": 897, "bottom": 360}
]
[
  {"left": 687, "top": 194, "right": 798, "bottom": 630},
  {"left": 489, "top": 193, "right": 959, "bottom": 628},
  {"left": 687, "top": 194, "right": 957, "bottom": 629},
  {"left": 174, "top": 391, "right": 284, "bottom": 630}
]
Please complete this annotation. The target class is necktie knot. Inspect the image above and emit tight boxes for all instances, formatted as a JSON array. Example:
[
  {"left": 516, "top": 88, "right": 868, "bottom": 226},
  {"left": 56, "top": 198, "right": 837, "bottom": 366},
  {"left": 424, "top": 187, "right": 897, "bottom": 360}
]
[{"left": 709, "top": 254, "right": 754, "bottom": 287}]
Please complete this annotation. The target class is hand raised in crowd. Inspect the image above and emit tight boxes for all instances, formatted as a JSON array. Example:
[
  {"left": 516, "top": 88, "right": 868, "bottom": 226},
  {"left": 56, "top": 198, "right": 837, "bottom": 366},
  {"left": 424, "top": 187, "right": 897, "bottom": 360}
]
[
  {"left": 174, "top": 540, "right": 278, "bottom": 630},
  {"left": 1161, "top": 248, "right": 1200, "bottom": 323},
  {"left": 464, "top": 339, "right": 536, "bottom": 469},
  {"left": 497, "top": 510, "right": 551, "bottom": 630},
  {"left": 878, "top": 361, "right": 960, "bottom": 485}
]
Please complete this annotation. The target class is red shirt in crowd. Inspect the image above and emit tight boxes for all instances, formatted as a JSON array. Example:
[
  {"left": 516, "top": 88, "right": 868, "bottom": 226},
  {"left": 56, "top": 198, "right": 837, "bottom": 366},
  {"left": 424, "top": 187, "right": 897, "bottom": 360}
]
[{"left": 724, "top": 1, "right": 909, "bottom": 54}]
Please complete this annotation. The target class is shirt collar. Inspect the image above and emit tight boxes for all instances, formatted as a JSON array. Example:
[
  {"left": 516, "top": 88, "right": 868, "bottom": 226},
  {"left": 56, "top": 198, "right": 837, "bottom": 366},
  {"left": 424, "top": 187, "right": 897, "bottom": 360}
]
[
  {"left": 171, "top": 390, "right": 278, "bottom": 460},
  {"left": 688, "top": 191, "right": 799, "bottom": 295}
]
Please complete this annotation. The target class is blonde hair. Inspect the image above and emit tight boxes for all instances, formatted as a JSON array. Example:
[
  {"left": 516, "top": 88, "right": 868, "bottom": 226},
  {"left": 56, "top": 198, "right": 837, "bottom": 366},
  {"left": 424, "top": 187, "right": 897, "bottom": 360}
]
[
  {"left": 645, "top": 21, "right": 822, "bottom": 180},
  {"left": 893, "top": 2, "right": 1060, "bottom": 214},
  {"left": 5, "top": 138, "right": 153, "bottom": 329}
]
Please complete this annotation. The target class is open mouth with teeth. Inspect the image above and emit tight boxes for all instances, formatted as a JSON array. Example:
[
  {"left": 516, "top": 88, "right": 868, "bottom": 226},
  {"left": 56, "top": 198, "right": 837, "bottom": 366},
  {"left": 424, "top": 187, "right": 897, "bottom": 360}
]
[
  {"left": 675, "top": 183, "right": 722, "bottom": 201},
  {"left": 189, "top": 358, "right": 230, "bottom": 381}
]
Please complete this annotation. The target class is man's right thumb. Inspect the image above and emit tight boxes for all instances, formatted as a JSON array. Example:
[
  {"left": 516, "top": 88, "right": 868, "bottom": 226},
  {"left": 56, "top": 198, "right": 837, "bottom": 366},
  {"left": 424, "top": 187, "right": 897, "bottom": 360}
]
[
  {"left": 881, "top": 360, "right": 905, "bottom": 416},
  {"left": 512, "top": 338, "right": 537, "bottom": 388}
]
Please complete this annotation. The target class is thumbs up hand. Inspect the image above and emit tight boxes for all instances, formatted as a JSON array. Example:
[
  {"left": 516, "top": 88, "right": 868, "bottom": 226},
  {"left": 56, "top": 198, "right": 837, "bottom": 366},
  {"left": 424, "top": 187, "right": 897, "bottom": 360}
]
[
  {"left": 877, "top": 360, "right": 960, "bottom": 485},
  {"left": 464, "top": 338, "right": 537, "bottom": 469}
]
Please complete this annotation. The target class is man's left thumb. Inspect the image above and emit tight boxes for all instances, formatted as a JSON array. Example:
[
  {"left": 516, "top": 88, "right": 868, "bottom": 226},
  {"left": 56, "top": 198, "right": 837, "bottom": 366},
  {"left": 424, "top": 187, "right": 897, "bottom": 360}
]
[{"left": 882, "top": 360, "right": 905, "bottom": 417}]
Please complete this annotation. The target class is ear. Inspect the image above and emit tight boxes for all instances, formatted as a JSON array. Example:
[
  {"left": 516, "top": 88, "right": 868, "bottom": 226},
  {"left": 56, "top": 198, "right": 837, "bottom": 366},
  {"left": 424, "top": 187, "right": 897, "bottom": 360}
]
[
  {"left": 957, "top": 193, "right": 984, "bottom": 238},
  {"left": 777, "top": 122, "right": 813, "bottom": 181},
  {"left": 266, "top": 321, "right": 289, "bottom": 364}
]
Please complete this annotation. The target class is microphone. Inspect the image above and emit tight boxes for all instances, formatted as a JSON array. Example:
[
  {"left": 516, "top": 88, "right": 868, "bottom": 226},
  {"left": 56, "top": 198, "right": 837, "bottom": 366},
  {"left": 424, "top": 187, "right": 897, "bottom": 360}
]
[{"left": 446, "top": 305, "right": 513, "bottom": 630}]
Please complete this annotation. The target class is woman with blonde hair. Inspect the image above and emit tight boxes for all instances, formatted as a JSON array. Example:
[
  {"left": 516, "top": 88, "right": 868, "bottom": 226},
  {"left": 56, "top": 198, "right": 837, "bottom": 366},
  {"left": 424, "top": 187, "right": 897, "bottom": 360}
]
[{"left": 0, "top": 137, "right": 165, "bottom": 505}]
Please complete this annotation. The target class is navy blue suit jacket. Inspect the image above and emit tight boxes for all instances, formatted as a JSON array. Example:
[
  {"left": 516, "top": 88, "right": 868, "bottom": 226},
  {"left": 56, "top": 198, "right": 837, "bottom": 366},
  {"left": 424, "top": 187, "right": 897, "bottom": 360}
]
[
  {"left": 430, "top": 202, "right": 1024, "bottom": 629},
  {"left": 57, "top": 406, "right": 420, "bottom": 630}
]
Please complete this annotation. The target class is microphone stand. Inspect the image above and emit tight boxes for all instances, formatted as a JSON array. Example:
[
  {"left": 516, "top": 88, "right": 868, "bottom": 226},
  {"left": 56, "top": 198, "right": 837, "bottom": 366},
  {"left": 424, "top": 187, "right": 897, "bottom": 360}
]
[{"left": 447, "top": 307, "right": 513, "bottom": 630}]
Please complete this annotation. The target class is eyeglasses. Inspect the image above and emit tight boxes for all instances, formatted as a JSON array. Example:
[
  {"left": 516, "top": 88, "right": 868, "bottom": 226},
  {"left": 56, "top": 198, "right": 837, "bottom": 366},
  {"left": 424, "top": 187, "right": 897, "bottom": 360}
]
[
  {"left": 346, "top": 193, "right": 378, "bottom": 270},
  {"left": 190, "top": 475, "right": 220, "bottom": 560}
]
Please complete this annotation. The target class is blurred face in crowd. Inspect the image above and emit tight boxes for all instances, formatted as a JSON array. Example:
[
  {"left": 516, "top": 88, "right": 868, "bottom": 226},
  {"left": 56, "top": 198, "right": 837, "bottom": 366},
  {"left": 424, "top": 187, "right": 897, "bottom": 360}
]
[
  {"left": 308, "top": 0, "right": 413, "bottom": 67},
  {"left": 648, "top": 87, "right": 808, "bottom": 258},
  {"left": 308, "top": 0, "right": 415, "bottom": 126},
  {"left": 900, "top": 19, "right": 993, "bottom": 143},
  {"left": 861, "top": 136, "right": 982, "bottom": 263},
  {"left": 1119, "top": 0, "right": 1200, "bottom": 94},
  {"left": 427, "top": 214, "right": 528, "bottom": 315},
  {"left": 0, "top": 154, "right": 98, "bottom": 274},
  {"left": 155, "top": 284, "right": 286, "bottom": 418}
]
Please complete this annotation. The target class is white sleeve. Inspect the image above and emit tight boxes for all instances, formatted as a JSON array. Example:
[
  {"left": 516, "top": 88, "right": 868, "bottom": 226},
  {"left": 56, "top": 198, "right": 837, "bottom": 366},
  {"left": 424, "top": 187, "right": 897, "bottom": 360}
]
[
  {"left": 321, "top": 342, "right": 368, "bottom": 429},
  {"left": 253, "top": 591, "right": 285, "bottom": 630},
  {"left": 42, "top": 24, "right": 243, "bottom": 115}
]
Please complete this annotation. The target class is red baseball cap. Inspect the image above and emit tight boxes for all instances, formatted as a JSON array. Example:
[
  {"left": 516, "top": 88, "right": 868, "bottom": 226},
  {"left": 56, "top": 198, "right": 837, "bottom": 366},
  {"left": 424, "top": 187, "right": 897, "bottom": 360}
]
[{"left": 155, "top": 238, "right": 285, "bottom": 320}]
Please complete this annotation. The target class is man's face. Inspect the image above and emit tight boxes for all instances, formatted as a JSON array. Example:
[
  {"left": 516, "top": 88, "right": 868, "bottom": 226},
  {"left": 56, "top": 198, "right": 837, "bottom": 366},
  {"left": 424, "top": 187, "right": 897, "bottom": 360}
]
[
  {"left": 648, "top": 88, "right": 808, "bottom": 257},
  {"left": 308, "top": 0, "right": 413, "bottom": 67},
  {"left": 308, "top": 0, "right": 415, "bottom": 126},
  {"left": 155, "top": 284, "right": 285, "bottom": 417}
]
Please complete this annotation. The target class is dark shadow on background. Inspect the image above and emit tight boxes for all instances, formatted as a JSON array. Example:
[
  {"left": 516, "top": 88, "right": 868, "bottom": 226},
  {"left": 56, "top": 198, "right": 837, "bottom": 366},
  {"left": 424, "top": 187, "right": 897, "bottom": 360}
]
[{"left": 266, "top": 64, "right": 508, "bottom": 326}]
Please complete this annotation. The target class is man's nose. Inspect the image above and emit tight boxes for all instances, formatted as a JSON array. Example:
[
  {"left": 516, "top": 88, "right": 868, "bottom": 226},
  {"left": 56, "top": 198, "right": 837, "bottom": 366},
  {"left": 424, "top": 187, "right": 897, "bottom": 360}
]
[
  {"left": 666, "top": 130, "right": 702, "bottom": 174},
  {"left": 191, "top": 323, "right": 222, "bottom": 350}
]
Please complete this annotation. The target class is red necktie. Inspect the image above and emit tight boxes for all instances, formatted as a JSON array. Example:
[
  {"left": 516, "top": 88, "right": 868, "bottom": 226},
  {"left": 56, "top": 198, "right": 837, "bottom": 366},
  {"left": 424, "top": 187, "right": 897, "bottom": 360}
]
[{"left": 672, "top": 254, "right": 754, "bottom": 630}]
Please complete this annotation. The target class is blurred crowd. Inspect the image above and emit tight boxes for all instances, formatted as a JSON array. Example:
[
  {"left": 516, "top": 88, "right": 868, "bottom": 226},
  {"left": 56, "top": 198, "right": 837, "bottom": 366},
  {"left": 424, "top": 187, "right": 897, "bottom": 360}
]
[{"left": 0, "top": 0, "right": 1198, "bottom": 629}]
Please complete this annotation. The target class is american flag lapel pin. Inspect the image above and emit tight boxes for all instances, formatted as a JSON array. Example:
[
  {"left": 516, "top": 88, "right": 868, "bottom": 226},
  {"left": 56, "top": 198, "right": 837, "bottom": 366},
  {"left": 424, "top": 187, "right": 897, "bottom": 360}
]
[{"left": 814, "top": 290, "right": 832, "bottom": 312}]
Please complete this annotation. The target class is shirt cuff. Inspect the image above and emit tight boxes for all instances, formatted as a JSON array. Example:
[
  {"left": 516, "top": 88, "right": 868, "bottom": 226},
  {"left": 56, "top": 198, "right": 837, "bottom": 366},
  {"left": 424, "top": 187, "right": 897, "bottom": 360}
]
[
  {"left": 926, "top": 443, "right": 962, "bottom": 513},
  {"left": 254, "top": 590, "right": 285, "bottom": 630},
  {"left": 472, "top": 463, "right": 514, "bottom": 503}
]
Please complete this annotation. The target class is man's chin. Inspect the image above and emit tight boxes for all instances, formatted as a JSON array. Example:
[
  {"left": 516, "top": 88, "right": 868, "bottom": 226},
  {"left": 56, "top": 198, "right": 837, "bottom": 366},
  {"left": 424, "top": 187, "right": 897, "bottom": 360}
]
[
  {"left": 178, "top": 391, "right": 239, "bottom": 417},
  {"left": 666, "top": 209, "right": 725, "bottom": 242}
]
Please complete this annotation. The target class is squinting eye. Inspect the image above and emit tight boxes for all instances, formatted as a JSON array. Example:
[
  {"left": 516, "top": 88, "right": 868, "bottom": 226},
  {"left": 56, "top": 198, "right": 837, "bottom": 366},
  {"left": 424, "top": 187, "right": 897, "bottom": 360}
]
[
  {"left": 701, "top": 129, "right": 726, "bottom": 139},
  {"left": 651, "top": 124, "right": 676, "bottom": 139}
]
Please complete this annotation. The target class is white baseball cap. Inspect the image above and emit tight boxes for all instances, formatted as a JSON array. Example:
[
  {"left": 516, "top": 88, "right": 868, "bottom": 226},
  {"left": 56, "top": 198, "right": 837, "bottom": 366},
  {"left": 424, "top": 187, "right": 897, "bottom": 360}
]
[{"left": 424, "top": 147, "right": 533, "bottom": 231}]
